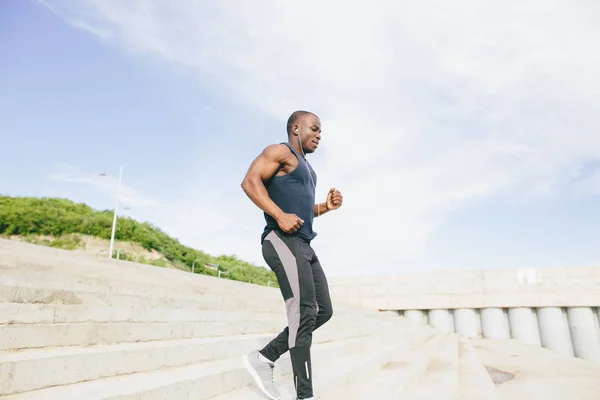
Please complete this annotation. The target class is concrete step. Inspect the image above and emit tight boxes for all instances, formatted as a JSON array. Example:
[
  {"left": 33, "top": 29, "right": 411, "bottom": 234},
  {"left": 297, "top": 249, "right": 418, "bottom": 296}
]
[
  {"left": 0, "top": 333, "right": 272, "bottom": 396},
  {"left": 458, "top": 337, "right": 502, "bottom": 400},
  {"left": 0, "top": 258, "right": 378, "bottom": 317},
  {"left": 0, "top": 258, "right": 280, "bottom": 301},
  {"left": 315, "top": 329, "right": 444, "bottom": 400},
  {"left": 0, "top": 240, "right": 381, "bottom": 318},
  {"left": 0, "top": 283, "right": 266, "bottom": 312},
  {"left": 0, "top": 241, "right": 381, "bottom": 315},
  {"left": 0, "top": 331, "right": 388, "bottom": 399},
  {"left": 395, "top": 333, "right": 461, "bottom": 400},
  {"left": 0, "top": 302, "right": 286, "bottom": 326},
  {"left": 0, "top": 285, "right": 234, "bottom": 309},
  {"left": 325, "top": 331, "right": 444, "bottom": 398},
  {"left": 0, "top": 242, "right": 280, "bottom": 295},
  {"left": 1, "top": 307, "right": 394, "bottom": 351},
  {"left": 1, "top": 319, "right": 284, "bottom": 351},
  {"left": 207, "top": 329, "right": 422, "bottom": 400},
  {"left": 0, "top": 253, "right": 280, "bottom": 309},
  {"left": 1, "top": 306, "right": 404, "bottom": 395},
  {"left": 0, "top": 271, "right": 283, "bottom": 313},
  {"left": 472, "top": 338, "right": 600, "bottom": 400}
]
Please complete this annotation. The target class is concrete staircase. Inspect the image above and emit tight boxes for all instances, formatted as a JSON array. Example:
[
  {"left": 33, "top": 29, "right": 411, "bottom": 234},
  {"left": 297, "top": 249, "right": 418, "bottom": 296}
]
[{"left": 1, "top": 238, "right": 600, "bottom": 399}]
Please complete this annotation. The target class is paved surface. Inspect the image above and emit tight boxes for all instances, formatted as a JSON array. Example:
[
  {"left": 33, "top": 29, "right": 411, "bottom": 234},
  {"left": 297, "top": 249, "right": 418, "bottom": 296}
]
[{"left": 2, "top": 238, "right": 600, "bottom": 399}]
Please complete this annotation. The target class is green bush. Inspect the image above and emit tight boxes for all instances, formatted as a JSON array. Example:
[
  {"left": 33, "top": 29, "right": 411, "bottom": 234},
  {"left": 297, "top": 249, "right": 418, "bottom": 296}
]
[
  {"left": 149, "top": 258, "right": 168, "bottom": 268},
  {"left": 0, "top": 196, "right": 277, "bottom": 286},
  {"left": 21, "top": 233, "right": 83, "bottom": 250}
]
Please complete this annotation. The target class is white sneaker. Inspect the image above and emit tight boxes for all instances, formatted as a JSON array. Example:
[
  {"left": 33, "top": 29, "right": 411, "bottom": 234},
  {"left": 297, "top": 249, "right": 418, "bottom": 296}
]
[{"left": 242, "top": 351, "right": 281, "bottom": 400}]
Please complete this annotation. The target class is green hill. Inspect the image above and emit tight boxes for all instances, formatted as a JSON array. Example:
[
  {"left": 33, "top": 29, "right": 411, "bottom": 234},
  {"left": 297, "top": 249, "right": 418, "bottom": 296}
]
[{"left": 0, "top": 196, "right": 278, "bottom": 287}]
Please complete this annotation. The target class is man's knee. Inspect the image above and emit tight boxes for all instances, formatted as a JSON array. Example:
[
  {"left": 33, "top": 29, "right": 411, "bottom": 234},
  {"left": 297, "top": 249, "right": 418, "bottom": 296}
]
[
  {"left": 302, "top": 304, "right": 318, "bottom": 326},
  {"left": 293, "top": 305, "right": 318, "bottom": 347},
  {"left": 320, "top": 305, "right": 333, "bottom": 324},
  {"left": 325, "top": 306, "right": 334, "bottom": 322}
]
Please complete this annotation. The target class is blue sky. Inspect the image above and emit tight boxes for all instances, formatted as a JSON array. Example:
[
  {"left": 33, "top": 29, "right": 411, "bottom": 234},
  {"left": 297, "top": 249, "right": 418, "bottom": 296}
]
[{"left": 2, "top": 0, "right": 600, "bottom": 277}]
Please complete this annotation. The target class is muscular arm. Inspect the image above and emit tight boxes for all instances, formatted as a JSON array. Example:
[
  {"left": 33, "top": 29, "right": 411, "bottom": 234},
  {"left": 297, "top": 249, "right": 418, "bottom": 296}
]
[{"left": 241, "top": 144, "right": 289, "bottom": 221}]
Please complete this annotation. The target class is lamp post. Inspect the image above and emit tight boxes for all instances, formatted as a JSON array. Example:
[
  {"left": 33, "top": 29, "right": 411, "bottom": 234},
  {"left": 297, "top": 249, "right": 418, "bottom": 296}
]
[{"left": 107, "top": 166, "right": 123, "bottom": 259}]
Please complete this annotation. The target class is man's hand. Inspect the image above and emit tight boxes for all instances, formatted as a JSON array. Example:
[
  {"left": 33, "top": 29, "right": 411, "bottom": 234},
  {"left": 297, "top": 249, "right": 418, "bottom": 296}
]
[
  {"left": 277, "top": 213, "right": 304, "bottom": 233},
  {"left": 326, "top": 188, "right": 343, "bottom": 211}
]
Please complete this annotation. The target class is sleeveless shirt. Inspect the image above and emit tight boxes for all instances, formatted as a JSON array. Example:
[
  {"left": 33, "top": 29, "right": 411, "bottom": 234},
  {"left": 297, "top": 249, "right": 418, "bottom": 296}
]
[{"left": 261, "top": 142, "right": 317, "bottom": 243}]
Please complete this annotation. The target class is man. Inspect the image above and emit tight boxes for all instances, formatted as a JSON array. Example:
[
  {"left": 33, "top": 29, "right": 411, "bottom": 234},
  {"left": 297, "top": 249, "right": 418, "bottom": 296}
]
[{"left": 240, "top": 110, "right": 343, "bottom": 400}]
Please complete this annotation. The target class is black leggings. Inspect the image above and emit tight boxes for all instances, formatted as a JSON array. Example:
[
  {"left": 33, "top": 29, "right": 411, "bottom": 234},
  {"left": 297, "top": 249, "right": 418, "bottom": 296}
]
[{"left": 259, "top": 230, "right": 333, "bottom": 399}]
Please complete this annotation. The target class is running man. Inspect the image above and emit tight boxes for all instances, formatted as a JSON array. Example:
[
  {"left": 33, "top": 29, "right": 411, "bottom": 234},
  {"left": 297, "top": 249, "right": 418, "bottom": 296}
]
[{"left": 240, "top": 110, "right": 343, "bottom": 400}]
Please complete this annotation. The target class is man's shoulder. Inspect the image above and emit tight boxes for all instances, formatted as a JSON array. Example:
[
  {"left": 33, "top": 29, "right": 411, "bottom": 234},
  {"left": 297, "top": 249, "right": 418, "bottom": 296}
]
[
  {"left": 262, "top": 143, "right": 293, "bottom": 160},
  {"left": 263, "top": 142, "right": 291, "bottom": 152}
]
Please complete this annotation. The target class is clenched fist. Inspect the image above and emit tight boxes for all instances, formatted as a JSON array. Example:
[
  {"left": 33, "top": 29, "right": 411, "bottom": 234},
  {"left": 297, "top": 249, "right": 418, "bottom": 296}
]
[
  {"left": 326, "top": 188, "right": 343, "bottom": 211},
  {"left": 277, "top": 213, "right": 304, "bottom": 233}
]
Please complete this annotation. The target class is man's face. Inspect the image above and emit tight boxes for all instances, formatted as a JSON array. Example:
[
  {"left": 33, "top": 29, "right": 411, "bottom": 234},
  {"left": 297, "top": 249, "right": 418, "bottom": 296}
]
[{"left": 296, "top": 114, "right": 321, "bottom": 154}]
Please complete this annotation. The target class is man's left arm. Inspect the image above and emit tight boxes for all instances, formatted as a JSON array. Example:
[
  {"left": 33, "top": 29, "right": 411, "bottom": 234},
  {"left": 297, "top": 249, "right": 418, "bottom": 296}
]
[
  {"left": 314, "top": 202, "right": 329, "bottom": 217},
  {"left": 314, "top": 188, "right": 343, "bottom": 217}
]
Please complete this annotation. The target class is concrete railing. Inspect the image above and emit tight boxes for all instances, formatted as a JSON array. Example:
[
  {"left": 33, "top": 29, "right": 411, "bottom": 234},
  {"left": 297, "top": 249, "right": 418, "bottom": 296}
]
[{"left": 329, "top": 266, "right": 600, "bottom": 363}]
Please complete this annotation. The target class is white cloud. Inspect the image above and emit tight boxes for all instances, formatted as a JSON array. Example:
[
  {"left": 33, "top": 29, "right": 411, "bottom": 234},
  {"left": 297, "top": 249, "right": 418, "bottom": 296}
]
[
  {"left": 49, "top": 164, "right": 160, "bottom": 208},
  {"left": 40, "top": 0, "right": 600, "bottom": 275}
]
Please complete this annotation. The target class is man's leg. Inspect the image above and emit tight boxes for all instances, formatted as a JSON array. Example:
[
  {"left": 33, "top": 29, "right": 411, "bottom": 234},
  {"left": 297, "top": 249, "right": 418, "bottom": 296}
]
[
  {"left": 256, "top": 247, "right": 333, "bottom": 399},
  {"left": 242, "top": 231, "right": 296, "bottom": 400},
  {"left": 244, "top": 231, "right": 318, "bottom": 399},
  {"left": 309, "top": 252, "right": 333, "bottom": 331},
  {"left": 260, "top": 231, "right": 317, "bottom": 399},
  {"left": 259, "top": 245, "right": 333, "bottom": 362}
]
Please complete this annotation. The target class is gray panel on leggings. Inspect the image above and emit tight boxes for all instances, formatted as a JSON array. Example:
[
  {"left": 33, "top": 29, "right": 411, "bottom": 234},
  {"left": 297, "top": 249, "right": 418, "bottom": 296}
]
[{"left": 266, "top": 231, "right": 300, "bottom": 348}]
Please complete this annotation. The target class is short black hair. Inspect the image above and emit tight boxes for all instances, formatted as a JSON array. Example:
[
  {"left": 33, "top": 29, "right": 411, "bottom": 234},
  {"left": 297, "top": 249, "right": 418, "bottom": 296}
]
[{"left": 286, "top": 110, "right": 317, "bottom": 135}]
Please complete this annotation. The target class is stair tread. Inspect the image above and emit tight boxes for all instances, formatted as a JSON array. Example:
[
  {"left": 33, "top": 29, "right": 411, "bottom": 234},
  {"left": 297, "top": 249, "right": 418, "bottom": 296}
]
[
  {"left": 330, "top": 333, "right": 443, "bottom": 398},
  {"left": 0, "top": 333, "right": 271, "bottom": 362},
  {"left": 0, "top": 320, "right": 284, "bottom": 351},
  {"left": 0, "top": 273, "right": 280, "bottom": 310},
  {"left": 457, "top": 337, "right": 502, "bottom": 400},
  {"left": 0, "top": 333, "right": 394, "bottom": 399},
  {"left": 396, "top": 333, "right": 460, "bottom": 400},
  {"left": 2, "top": 354, "right": 242, "bottom": 399},
  {"left": 208, "top": 331, "right": 420, "bottom": 400},
  {"left": 0, "top": 302, "right": 284, "bottom": 325},
  {"left": 472, "top": 338, "right": 600, "bottom": 400}
]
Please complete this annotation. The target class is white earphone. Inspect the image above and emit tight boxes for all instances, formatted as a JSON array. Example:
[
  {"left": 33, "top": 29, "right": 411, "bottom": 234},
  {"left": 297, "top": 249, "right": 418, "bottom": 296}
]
[{"left": 295, "top": 128, "right": 316, "bottom": 191}]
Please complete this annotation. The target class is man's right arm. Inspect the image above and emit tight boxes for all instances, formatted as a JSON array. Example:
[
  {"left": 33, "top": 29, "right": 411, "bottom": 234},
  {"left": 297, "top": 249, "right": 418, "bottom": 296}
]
[{"left": 241, "top": 144, "right": 304, "bottom": 233}]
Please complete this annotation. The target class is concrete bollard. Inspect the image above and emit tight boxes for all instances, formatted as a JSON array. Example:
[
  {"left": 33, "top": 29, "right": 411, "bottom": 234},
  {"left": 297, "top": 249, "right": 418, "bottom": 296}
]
[
  {"left": 537, "top": 307, "right": 574, "bottom": 357},
  {"left": 453, "top": 308, "right": 481, "bottom": 338},
  {"left": 508, "top": 307, "right": 541, "bottom": 346},
  {"left": 566, "top": 307, "right": 600, "bottom": 362},
  {"left": 404, "top": 309, "right": 428, "bottom": 325},
  {"left": 428, "top": 309, "right": 454, "bottom": 332},
  {"left": 481, "top": 308, "right": 511, "bottom": 339}
]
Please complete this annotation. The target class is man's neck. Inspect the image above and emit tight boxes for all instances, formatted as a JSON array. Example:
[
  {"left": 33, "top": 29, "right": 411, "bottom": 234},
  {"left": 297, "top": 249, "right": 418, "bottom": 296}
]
[{"left": 287, "top": 139, "right": 305, "bottom": 158}]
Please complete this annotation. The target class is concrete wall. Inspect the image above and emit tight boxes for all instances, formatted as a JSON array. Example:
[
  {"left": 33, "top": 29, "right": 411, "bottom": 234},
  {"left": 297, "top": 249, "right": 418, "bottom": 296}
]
[
  {"left": 329, "top": 266, "right": 600, "bottom": 363},
  {"left": 329, "top": 266, "right": 600, "bottom": 309},
  {"left": 393, "top": 306, "right": 600, "bottom": 362}
]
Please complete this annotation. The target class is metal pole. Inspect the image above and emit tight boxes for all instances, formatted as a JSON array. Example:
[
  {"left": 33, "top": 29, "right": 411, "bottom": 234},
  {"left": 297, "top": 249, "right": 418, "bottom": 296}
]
[
  {"left": 192, "top": 261, "right": 195, "bottom": 274},
  {"left": 108, "top": 165, "right": 123, "bottom": 258}
]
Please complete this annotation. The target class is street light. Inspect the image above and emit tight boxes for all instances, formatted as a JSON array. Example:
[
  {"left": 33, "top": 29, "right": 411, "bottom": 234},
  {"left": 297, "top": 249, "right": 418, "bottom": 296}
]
[{"left": 99, "top": 166, "right": 123, "bottom": 259}]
